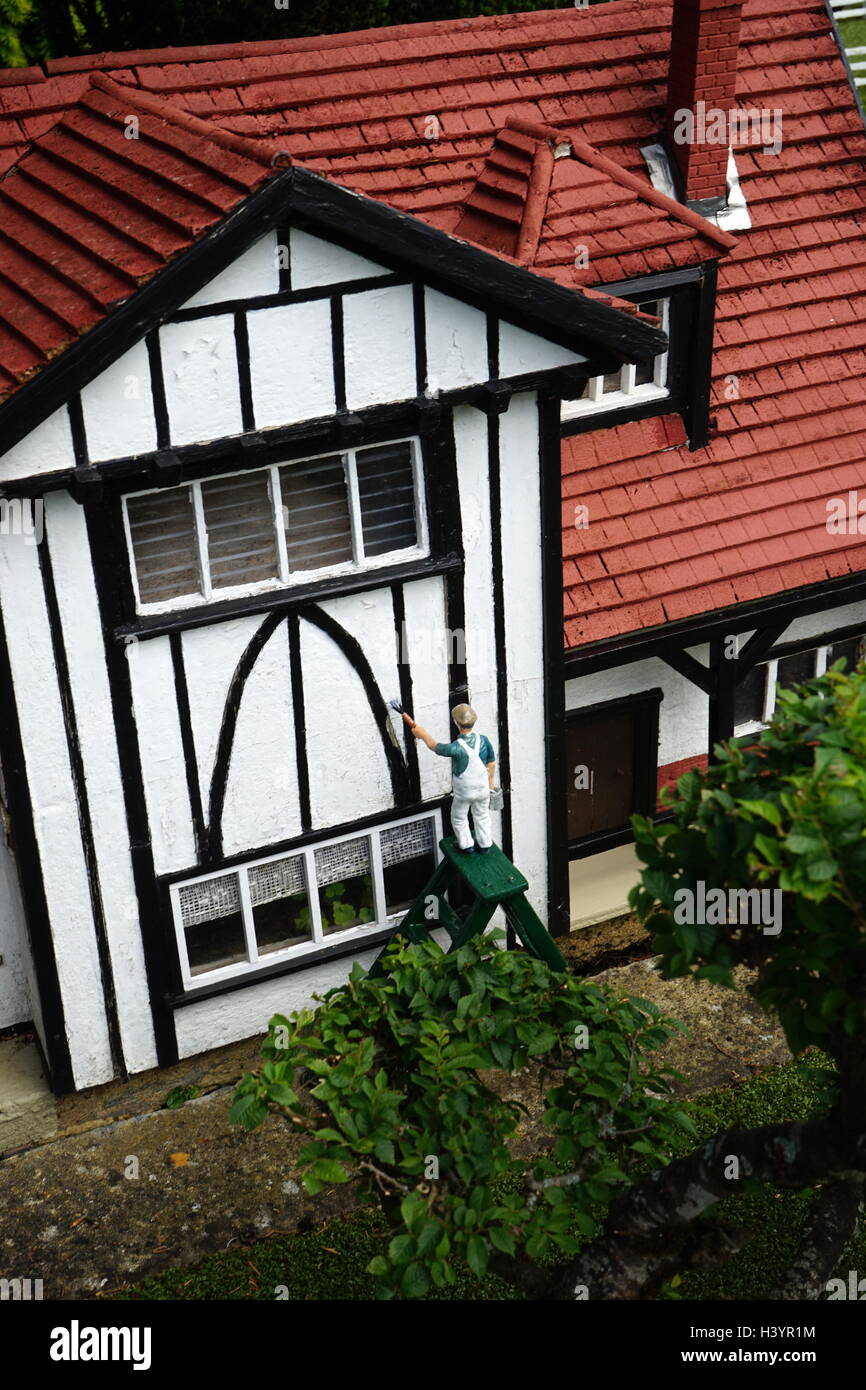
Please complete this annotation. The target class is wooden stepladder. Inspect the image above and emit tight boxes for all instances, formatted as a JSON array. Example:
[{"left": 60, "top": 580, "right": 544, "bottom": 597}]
[{"left": 368, "top": 836, "right": 567, "bottom": 977}]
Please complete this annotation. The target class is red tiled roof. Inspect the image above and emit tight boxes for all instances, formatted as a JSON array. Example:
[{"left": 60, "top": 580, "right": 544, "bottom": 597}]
[
  {"left": 0, "top": 0, "right": 864, "bottom": 651},
  {"left": 554, "top": 2, "right": 866, "bottom": 645},
  {"left": 0, "top": 3, "right": 733, "bottom": 400},
  {"left": 447, "top": 115, "right": 732, "bottom": 280},
  {"left": 0, "top": 74, "right": 274, "bottom": 397}
]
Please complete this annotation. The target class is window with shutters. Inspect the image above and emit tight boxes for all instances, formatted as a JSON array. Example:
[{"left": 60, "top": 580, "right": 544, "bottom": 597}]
[
  {"left": 170, "top": 811, "right": 441, "bottom": 987},
  {"left": 734, "top": 635, "right": 865, "bottom": 735},
  {"left": 123, "top": 438, "right": 426, "bottom": 612}
]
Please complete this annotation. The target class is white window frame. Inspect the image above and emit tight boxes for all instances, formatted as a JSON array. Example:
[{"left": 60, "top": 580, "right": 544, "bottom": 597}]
[
  {"left": 123, "top": 436, "right": 429, "bottom": 615},
  {"left": 170, "top": 809, "right": 443, "bottom": 990},
  {"left": 561, "top": 298, "right": 670, "bottom": 422},
  {"left": 733, "top": 643, "right": 837, "bottom": 738}
]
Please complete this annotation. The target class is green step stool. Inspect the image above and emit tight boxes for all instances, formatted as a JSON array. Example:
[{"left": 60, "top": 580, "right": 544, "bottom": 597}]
[{"left": 368, "top": 835, "right": 567, "bottom": 976}]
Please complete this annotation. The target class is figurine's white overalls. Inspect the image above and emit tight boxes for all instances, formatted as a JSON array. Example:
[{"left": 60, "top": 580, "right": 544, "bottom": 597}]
[{"left": 451, "top": 733, "right": 492, "bottom": 851}]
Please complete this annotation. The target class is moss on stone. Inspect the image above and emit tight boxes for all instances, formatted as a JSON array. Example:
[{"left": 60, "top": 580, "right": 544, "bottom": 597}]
[{"left": 115, "top": 1051, "right": 854, "bottom": 1301}]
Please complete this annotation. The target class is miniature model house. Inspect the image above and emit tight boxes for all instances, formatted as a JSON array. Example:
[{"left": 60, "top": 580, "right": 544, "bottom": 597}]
[{"left": 1, "top": 0, "right": 865, "bottom": 1091}]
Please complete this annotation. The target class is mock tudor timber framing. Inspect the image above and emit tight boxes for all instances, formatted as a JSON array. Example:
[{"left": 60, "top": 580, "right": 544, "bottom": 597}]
[{"left": 0, "top": 164, "right": 665, "bottom": 465}]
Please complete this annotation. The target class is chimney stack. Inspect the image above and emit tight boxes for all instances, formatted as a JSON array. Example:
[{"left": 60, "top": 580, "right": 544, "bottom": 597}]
[{"left": 666, "top": 0, "right": 744, "bottom": 211}]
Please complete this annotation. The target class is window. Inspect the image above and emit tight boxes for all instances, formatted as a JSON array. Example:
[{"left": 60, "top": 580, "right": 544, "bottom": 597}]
[
  {"left": 170, "top": 812, "right": 441, "bottom": 987},
  {"left": 734, "top": 636, "right": 864, "bottom": 734},
  {"left": 566, "top": 692, "right": 661, "bottom": 852},
  {"left": 561, "top": 299, "right": 670, "bottom": 421},
  {"left": 124, "top": 439, "right": 426, "bottom": 612}
]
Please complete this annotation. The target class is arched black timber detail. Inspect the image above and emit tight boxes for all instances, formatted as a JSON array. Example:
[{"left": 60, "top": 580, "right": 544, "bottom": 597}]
[
  {"left": 206, "top": 610, "right": 285, "bottom": 863},
  {"left": 299, "top": 602, "right": 413, "bottom": 808}
]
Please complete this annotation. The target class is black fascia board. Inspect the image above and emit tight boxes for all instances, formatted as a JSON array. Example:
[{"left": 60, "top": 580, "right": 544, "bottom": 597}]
[
  {"left": 287, "top": 167, "right": 667, "bottom": 365},
  {"left": 564, "top": 570, "right": 866, "bottom": 675},
  {"left": 0, "top": 165, "right": 666, "bottom": 461}
]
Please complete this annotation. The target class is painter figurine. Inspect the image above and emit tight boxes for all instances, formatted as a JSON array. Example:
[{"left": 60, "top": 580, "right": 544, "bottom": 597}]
[{"left": 401, "top": 703, "right": 496, "bottom": 854}]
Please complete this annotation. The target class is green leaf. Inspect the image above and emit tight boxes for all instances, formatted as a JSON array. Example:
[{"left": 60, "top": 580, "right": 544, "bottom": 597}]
[
  {"left": 400, "top": 1192, "right": 427, "bottom": 1233},
  {"left": 526, "top": 1025, "right": 558, "bottom": 1056},
  {"left": 525, "top": 1230, "right": 549, "bottom": 1261},
  {"left": 670, "top": 1109, "right": 698, "bottom": 1137},
  {"left": 806, "top": 858, "right": 838, "bottom": 883},
  {"left": 311, "top": 1158, "right": 350, "bottom": 1184},
  {"left": 574, "top": 1210, "right": 597, "bottom": 1237},
  {"left": 388, "top": 1234, "right": 415, "bottom": 1266},
  {"left": 739, "top": 799, "right": 782, "bottom": 826},
  {"left": 784, "top": 833, "right": 824, "bottom": 855},
  {"left": 229, "top": 1091, "right": 268, "bottom": 1131},
  {"left": 401, "top": 1262, "right": 430, "bottom": 1299},
  {"left": 488, "top": 1225, "right": 516, "bottom": 1256},
  {"left": 266, "top": 1082, "right": 298, "bottom": 1107},
  {"left": 417, "top": 1222, "right": 443, "bottom": 1258},
  {"left": 465, "top": 1234, "right": 488, "bottom": 1279},
  {"left": 164, "top": 1084, "right": 200, "bottom": 1109}
]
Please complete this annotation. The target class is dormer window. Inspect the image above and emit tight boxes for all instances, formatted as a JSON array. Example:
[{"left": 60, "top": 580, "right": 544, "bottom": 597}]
[{"left": 562, "top": 299, "right": 670, "bottom": 421}]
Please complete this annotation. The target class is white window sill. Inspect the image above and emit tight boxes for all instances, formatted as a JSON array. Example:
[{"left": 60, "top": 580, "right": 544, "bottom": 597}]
[
  {"left": 561, "top": 384, "right": 670, "bottom": 422},
  {"left": 733, "top": 721, "right": 768, "bottom": 739},
  {"left": 183, "top": 916, "right": 398, "bottom": 990},
  {"left": 134, "top": 544, "right": 430, "bottom": 618}
]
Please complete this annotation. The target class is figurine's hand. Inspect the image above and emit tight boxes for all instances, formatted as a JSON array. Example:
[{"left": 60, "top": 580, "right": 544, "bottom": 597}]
[{"left": 401, "top": 711, "right": 417, "bottom": 729}]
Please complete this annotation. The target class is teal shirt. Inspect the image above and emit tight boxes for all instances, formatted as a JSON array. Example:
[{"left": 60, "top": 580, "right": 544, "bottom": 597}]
[{"left": 433, "top": 732, "right": 495, "bottom": 779}]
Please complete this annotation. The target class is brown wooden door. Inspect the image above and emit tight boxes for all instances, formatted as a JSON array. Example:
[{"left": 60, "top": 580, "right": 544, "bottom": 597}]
[{"left": 566, "top": 708, "right": 636, "bottom": 841}]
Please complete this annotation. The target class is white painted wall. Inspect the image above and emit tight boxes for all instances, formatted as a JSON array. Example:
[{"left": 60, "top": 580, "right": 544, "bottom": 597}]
[
  {"left": 0, "top": 817, "right": 31, "bottom": 1030},
  {"left": 0, "top": 531, "right": 114, "bottom": 1088},
  {"left": 452, "top": 405, "right": 502, "bottom": 847},
  {"left": 248, "top": 301, "right": 335, "bottom": 428},
  {"left": 181, "top": 233, "right": 279, "bottom": 310},
  {"left": 566, "top": 648, "right": 710, "bottom": 769},
  {"left": 400, "top": 577, "right": 453, "bottom": 802},
  {"left": 0, "top": 226, "right": 600, "bottom": 484},
  {"left": 779, "top": 598, "right": 866, "bottom": 648},
  {"left": 301, "top": 617, "right": 394, "bottom": 829},
  {"left": 499, "top": 321, "right": 584, "bottom": 377},
  {"left": 221, "top": 623, "right": 302, "bottom": 858},
  {"left": 81, "top": 341, "right": 156, "bottom": 463},
  {"left": 0, "top": 407, "right": 74, "bottom": 484},
  {"left": 498, "top": 392, "right": 548, "bottom": 919},
  {"left": 45, "top": 494, "right": 157, "bottom": 1073},
  {"left": 181, "top": 617, "right": 264, "bottom": 817},
  {"left": 289, "top": 229, "right": 388, "bottom": 289},
  {"left": 160, "top": 315, "right": 243, "bottom": 447},
  {"left": 425, "top": 290, "right": 489, "bottom": 392},
  {"left": 343, "top": 284, "right": 416, "bottom": 410},
  {"left": 127, "top": 635, "right": 198, "bottom": 877}
]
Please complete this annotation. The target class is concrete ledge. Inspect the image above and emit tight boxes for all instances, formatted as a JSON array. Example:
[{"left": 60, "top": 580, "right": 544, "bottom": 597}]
[{"left": 0, "top": 1037, "right": 57, "bottom": 1155}]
